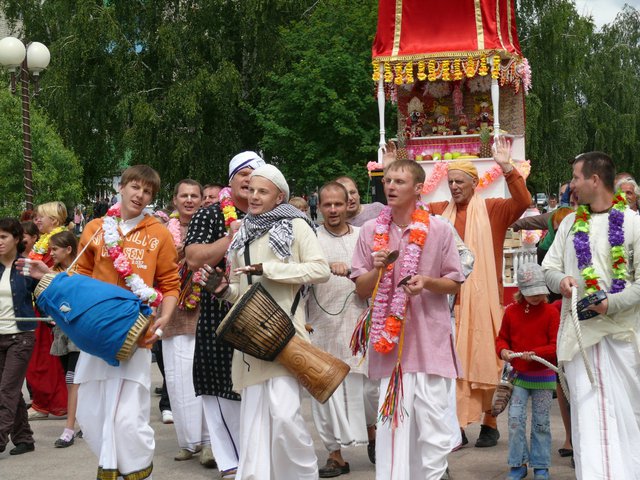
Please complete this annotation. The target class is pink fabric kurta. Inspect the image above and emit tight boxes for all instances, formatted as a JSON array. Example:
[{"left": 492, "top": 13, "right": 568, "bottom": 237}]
[{"left": 351, "top": 215, "right": 465, "bottom": 380}]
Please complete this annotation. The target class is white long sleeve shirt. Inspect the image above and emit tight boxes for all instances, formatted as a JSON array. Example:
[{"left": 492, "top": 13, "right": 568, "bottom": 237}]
[{"left": 542, "top": 208, "right": 640, "bottom": 362}]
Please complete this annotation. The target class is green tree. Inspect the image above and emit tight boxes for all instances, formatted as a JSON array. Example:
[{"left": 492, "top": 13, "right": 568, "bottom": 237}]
[
  {"left": 516, "top": 0, "right": 595, "bottom": 193},
  {"left": 0, "top": 87, "right": 82, "bottom": 216},
  {"left": 257, "top": 0, "right": 393, "bottom": 195},
  {"left": 0, "top": 0, "right": 315, "bottom": 203}
]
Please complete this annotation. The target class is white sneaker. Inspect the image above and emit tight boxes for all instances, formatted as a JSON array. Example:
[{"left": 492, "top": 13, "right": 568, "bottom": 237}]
[{"left": 161, "top": 410, "right": 174, "bottom": 424}]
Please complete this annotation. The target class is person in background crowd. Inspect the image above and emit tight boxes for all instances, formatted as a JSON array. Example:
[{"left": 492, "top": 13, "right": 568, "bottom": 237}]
[
  {"left": 20, "top": 221, "right": 39, "bottom": 255},
  {"left": 162, "top": 179, "right": 215, "bottom": 468},
  {"left": 47, "top": 231, "right": 81, "bottom": 448},
  {"left": 543, "top": 152, "right": 640, "bottom": 479},
  {"left": 308, "top": 181, "right": 378, "bottom": 477},
  {"left": 289, "top": 196, "right": 309, "bottom": 214},
  {"left": 615, "top": 176, "right": 640, "bottom": 212},
  {"left": 308, "top": 190, "right": 319, "bottom": 222},
  {"left": 185, "top": 151, "right": 266, "bottom": 479},
  {"left": 427, "top": 137, "right": 530, "bottom": 448},
  {"left": 335, "top": 176, "right": 385, "bottom": 227},
  {"left": 0, "top": 218, "right": 38, "bottom": 456},
  {"left": 26, "top": 202, "right": 69, "bottom": 420},
  {"left": 218, "top": 164, "right": 330, "bottom": 480},
  {"left": 73, "top": 207, "right": 84, "bottom": 235},
  {"left": 546, "top": 194, "right": 558, "bottom": 212},
  {"left": 202, "top": 183, "right": 225, "bottom": 207}
]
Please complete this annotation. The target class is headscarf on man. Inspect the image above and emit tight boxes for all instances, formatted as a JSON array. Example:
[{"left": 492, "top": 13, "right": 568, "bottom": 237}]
[
  {"left": 229, "top": 164, "right": 314, "bottom": 260},
  {"left": 448, "top": 159, "right": 479, "bottom": 180},
  {"left": 228, "top": 151, "right": 266, "bottom": 180}
]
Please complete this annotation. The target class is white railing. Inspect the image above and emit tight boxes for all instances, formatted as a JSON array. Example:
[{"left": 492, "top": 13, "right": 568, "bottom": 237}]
[{"left": 503, "top": 247, "right": 537, "bottom": 287}]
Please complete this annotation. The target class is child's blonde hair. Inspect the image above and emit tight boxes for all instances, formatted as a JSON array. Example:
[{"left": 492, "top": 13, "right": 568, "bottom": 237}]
[{"left": 289, "top": 196, "right": 308, "bottom": 213}]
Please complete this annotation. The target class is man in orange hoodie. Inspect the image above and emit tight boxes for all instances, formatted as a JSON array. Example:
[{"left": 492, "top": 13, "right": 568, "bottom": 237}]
[{"left": 73, "top": 165, "right": 180, "bottom": 479}]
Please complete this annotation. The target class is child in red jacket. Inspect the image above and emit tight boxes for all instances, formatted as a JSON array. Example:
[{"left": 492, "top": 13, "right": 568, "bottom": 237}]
[{"left": 496, "top": 262, "right": 560, "bottom": 480}]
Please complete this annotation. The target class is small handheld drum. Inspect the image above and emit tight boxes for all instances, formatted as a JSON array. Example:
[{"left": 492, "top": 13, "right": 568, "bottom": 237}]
[
  {"left": 35, "top": 273, "right": 152, "bottom": 366},
  {"left": 217, "top": 283, "right": 350, "bottom": 404}
]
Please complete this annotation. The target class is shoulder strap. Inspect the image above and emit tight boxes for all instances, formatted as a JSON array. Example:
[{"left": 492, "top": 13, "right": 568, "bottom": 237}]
[{"left": 244, "top": 240, "right": 302, "bottom": 315}]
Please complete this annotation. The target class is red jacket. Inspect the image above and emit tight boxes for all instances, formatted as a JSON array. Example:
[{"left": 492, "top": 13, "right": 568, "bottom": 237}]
[{"left": 495, "top": 301, "right": 560, "bottom": 373}]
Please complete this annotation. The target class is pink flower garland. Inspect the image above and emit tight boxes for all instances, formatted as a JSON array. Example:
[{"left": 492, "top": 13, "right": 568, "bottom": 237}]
[
  {"left": 166, "top": 215, "right": 201, "bottom": 310},
  {"left": 371, "top": 202, "right": 429, "bottom": 352},
  {"left": 421, "top": 162, "right": 449, "bottom": 194},
  {"left": 166, "top": 217, "right": 182, "bottom": 246},
  {"left": 103, "top": 204, "right": 163, "bottom": 307}
]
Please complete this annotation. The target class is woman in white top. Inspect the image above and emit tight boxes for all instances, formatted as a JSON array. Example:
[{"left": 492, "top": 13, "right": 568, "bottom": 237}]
[{"left": 0, "top": 218, "right": 39, "bottom": 455}]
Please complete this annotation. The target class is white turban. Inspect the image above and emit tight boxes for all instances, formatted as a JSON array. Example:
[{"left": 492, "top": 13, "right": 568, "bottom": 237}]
[
  {"left": 228, "top": 151, "right": 266, "bottom": 180},
  {"left": 250, "top": 164, "right": 290, "bottom": 201}
]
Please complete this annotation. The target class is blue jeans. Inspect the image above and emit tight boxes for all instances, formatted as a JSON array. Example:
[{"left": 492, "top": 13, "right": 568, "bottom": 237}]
[{"left": 507, "top": 385, "right": 552, "bottom": 468}]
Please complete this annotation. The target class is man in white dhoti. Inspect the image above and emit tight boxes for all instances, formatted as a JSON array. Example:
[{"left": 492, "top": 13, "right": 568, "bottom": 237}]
[
  {"left": 162, "top": 179, "right": 214, "bottom": 466},
  {"left": 218, "top": 164, "right": 331, "bottom": 480},
  {"left": 542, "top": 151, "right": 640, "bottom": 480},
  {"left": 306, "top": 181, "right": 378, "bottom": 478},
  {"left": 76, "top": 165, "right": 181, "bottom": 479}
]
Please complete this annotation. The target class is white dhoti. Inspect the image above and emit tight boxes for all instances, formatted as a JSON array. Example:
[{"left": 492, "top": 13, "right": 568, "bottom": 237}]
[
  {"left": 76, "top": 348, "right": 154, "bottom": 479},
  {"left": 163, "top": 334, "right": 209, "bottom": 451},
  {"left": 565, "top": 337, "right": 640, "bottom": 480},
  {"left": 311, "top": 372, "right": 378, "bottom": 452},
  {"left": 237, "top": 376, "right": 318, "bottom": 480},
  {"left": 376, "top": 372, "right": 453, "bottom": 480},
  {"left": 202, "top": 395, "right": 241, "bottom": 472}
]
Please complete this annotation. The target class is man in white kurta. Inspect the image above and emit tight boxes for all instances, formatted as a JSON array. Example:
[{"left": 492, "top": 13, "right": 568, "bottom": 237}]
[
  {"left": 542, "top": 152, "right": 640, "bottom": 479},
  {"left": 307, "top": 181, "right": 378, "bottom": 477},
  {"left": 220, "top": 164, "right": 331, "bottom": 480}
]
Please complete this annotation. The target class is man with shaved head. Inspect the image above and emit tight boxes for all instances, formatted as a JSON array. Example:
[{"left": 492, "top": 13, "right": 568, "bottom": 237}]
[{"left": 428, "top": 136, "right": 530, "bottom": 448}]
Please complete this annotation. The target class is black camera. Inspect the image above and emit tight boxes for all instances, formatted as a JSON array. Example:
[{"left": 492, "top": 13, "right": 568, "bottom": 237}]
[{"left": 576, "top": 290, "right": 607, "bottom": 321}]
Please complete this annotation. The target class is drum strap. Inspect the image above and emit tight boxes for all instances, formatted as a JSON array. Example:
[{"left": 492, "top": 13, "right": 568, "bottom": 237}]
[{"left": 244, "top": 241, "right": 302, "bottom": 316}]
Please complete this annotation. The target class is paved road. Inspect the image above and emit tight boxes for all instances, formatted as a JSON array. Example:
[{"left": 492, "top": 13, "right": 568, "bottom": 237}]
[{"left": 2, "top": 364, "right": 576, "bottom": 479}]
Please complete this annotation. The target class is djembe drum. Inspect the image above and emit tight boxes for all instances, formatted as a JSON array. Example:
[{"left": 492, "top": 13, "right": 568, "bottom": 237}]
[
  {"left": 35, "top": 272, "right": 152, "bottom": 366},
  {"left": 216, "top": 282, "right": 350, "bottom": 404}
]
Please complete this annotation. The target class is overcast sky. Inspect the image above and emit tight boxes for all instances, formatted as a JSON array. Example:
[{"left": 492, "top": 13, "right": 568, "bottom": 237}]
[{"left": 574, "top": 0, "right": 639, "bottom": 27}]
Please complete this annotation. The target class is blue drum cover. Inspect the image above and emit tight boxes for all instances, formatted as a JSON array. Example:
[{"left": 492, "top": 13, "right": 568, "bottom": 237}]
[{"left": 35, "top": 273, "right": 152, "bottom": 366}]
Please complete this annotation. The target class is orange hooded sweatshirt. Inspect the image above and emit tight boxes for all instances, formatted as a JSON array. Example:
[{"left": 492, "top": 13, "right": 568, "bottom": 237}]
[{"left": 76, "top": 215, "right": 180, "bottom": 300}]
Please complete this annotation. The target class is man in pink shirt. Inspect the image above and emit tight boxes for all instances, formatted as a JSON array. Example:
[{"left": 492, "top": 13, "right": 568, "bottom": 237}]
[{"left": 351, "top": 160, "right": 465, "bottom": 480}]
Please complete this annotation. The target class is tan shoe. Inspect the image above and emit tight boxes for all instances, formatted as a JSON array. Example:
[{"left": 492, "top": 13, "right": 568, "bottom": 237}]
[
  {"left": 174, "top": 448, "right": 194, "bottom": 461},
  {"left": 27, "top": 408, "right": 48, "bottom": 420},
  {"left": 200, "top": 446, "right": 217, "bottom": 469}
]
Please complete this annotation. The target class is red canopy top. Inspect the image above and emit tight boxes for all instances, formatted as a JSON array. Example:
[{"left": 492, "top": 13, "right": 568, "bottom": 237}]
[{"left": 371, "top": 0, "right": 530, "bottom": 91}]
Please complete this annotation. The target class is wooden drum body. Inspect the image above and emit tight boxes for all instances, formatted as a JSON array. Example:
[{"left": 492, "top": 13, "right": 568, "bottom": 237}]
[
  {"left": 277, "top": 336, "right": 350, "bottom": 404},
  {"left": 217, "top": 283, "right": 350, "bottom": 404}
]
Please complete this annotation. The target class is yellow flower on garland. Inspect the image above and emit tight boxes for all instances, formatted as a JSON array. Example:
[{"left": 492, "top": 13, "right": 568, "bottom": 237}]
[
  {"left": 442, "top": 60, "right": 451, "bottom": 81},
  {"left": 394, "top": 64, "right": 403, "bottom": 85},
  {"left": 427, "top": 59, "right": 437, "bottom": 81},
  {"left": 417, "top": 61, "right": 427, "bottom": 81},
  {"left": 492, "top": 55, "right": 501, "bottom": 80},
  {"left": 405, "top": 61, "right": 414, "bottom": 83},
  {"left": 384, "top": 62, "right": 393, "bottom": 83},
  {"left": 29, "top": 226, "right": 66, "bottom": 261},
  {"left": 478, "top": 55, "right": 489, "bottom": 76},
  {"left": 453, "top": 59, "right": 463, "bottom": 80},
  {"left": 372, "top": 60, "right": 380, "bottom": 81}
]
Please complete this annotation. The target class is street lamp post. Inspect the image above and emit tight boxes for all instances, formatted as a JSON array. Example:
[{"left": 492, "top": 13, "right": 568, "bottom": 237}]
[{"left": 0, "top": 37, "right": 50, "bottom": 211}]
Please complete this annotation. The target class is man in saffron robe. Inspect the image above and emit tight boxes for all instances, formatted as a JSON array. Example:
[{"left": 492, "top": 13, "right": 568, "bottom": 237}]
[{"left": 427, "top": 137, "right": 530, "bottom": 447}]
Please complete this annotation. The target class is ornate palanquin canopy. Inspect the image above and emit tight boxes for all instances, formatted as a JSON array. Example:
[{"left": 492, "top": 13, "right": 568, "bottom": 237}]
[{"left": 371, "top": 0, "right": 530, "bottom": 92}]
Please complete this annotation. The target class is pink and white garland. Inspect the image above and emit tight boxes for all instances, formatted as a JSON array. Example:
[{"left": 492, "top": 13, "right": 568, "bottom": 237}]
[
  {"left": 166, "top": 214, "right": 182, "bottom": 246},
  {"left": 370, "top": 202, "right": 429, "bottom": 348},
  {"left": 421, "top": 162, "right": 449, "bottom": 194},
  {"left": 103, "top": 203, "right": 163, "bottom": 307}
]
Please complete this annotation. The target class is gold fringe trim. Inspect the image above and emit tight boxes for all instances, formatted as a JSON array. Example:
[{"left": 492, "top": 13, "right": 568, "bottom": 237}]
[
  {"left": 97, "top": 464, "right": 153, "bottom": 480},
  {"left": 373, "top": 49, "right": 517, "bottom": 62},
  {"left": 116, "top": 312, "right": 150, "bottom": 361},
  {"left": 372, "top": 54, "right": 529, "bottom": 93}
]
